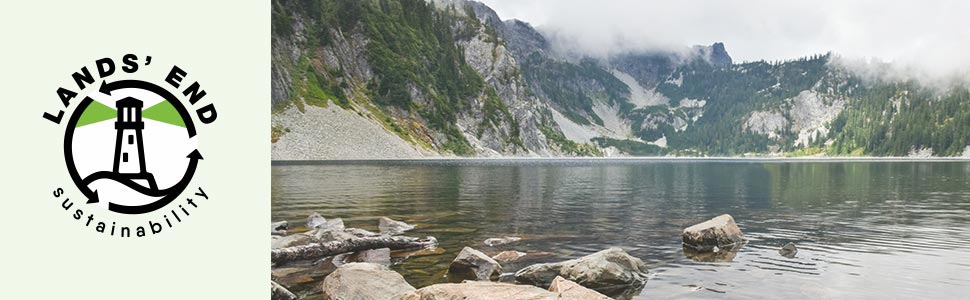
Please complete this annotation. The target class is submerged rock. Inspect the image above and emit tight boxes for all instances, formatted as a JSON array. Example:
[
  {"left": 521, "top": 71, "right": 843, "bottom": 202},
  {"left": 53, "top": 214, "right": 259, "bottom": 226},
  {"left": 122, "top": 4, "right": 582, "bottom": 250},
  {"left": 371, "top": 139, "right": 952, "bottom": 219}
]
[
  {"left": 484, "top": 236, "right": 522, "bottom": 247},
  {"left": 345, "top": 227, "right": 379, "bottom": 238},
  {"left": 321, "top": 263, "right": 415, "bottom": 300},
  {"left": 682, "top": 244, "right": 740, "bottom": 262},
  {"left": 379, "top": 217, "right": 415, "bottom": 235},
  {"left": 398, "top": 281, "right": 557, "bottom": 300},
  {"left": 312, "top": 228, "right": 357, "bottom": 243},
  {"left": 514, "top": 247, "right": 648, "bottom": 297},
  {"left": 448, "top": 247, "right": 503, "bottom": 282},
  {"left": 492, "top": 250, "right": 527, "bottom": 263},
  {"left": 682, "top": 214, "right": 745, "bottom": 251},
  {"left": 307, "top": 212, "right": 327, "bottom": 229},
  {"left": 549, "top": 276, "right": 612, "bottom": 300},
  {"left": 779, "top": 242, "right": 798, "bottom": 258},
  {"left": 271, "top": 233, "right": 316, "bottom": 250},
  {"left": 343, "top": 248, "right": 392, "bottom": 266}
]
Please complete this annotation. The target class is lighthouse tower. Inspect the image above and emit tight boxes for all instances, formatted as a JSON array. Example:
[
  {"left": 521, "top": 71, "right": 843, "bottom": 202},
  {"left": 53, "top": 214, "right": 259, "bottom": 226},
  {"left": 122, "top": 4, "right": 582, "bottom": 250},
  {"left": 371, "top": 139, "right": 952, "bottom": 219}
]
[{"left": 113, "top": 97, "right": 157, "bottom": 189}]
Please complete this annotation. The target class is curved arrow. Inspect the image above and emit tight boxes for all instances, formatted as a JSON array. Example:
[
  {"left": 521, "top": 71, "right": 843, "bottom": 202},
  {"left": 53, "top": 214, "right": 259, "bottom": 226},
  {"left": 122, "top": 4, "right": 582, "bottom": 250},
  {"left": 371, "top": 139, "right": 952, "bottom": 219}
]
[{"left": 102, "top": 150, "right": 203, "bottom": 214}]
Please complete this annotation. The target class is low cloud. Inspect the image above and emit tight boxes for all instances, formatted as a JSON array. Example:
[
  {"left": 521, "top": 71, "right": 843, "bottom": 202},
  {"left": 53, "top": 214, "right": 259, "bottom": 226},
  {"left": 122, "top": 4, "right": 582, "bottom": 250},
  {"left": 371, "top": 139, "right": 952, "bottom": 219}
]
[{"left": 479, "top": 0, "right": 970, "bottom": 82}]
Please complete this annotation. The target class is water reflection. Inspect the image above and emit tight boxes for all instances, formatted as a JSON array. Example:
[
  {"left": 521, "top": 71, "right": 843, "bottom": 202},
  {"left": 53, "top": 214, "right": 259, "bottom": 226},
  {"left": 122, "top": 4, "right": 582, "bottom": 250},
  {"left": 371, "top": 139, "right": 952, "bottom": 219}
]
[{"left": 273, "top": 160, "right": 970, "bottom": 299}]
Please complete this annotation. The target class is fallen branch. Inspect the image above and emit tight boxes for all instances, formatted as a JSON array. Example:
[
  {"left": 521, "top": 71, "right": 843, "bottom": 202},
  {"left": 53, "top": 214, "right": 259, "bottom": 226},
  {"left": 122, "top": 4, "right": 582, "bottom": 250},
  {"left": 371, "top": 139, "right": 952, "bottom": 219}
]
[{"left": 272, "top": 235, "right": 437, "bottom": 265}]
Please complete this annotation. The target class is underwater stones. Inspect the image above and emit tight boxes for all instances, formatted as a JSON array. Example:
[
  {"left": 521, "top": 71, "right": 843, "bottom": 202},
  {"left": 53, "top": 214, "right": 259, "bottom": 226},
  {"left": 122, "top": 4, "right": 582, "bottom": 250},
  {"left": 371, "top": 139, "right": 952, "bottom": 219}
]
[
  {"left": 379, "top": 217, "right": 415, "bottom": 235},
  {"left": 484, "top": 236, "right": 522, "bottom": 247}
]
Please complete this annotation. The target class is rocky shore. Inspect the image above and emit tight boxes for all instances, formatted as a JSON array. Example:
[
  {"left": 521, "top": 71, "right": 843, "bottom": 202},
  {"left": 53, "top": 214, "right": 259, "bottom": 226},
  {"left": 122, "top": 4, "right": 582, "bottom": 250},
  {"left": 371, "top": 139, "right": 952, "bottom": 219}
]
[{"left": 271, "top": 213, "right": 796, "bottom": 299}]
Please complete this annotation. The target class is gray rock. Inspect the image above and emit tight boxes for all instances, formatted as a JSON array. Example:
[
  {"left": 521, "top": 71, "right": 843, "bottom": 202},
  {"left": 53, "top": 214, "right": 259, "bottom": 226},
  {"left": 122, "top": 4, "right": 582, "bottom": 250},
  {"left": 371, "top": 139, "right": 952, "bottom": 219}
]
[
  {"left": 320, "top": 263, "right": 415, "bottom": 300},
  {"left": 483, "top": 236, "right": 522, "bottom": 247},
  {"left": 271, "top": 280, "right": 297, "bottom": 300},
  {"left": 448, "top": 247, "right": 503, "bottom": 282},
  {"left": 312, "top": 228, "right": 357, "bottom": 243},
  {"left": 345, "top": 227, "right": 379, "bottom": 238},
  {"left": 272, "top": 233, "right": 316, "bottom": 250},
  {"left": 780, "top": 242, "right": 798, "bottom": 258},
  {"left": 492, "top": 250, "right": 527, "bottom": 263},
  {"left": 343, "top": 248, "right": 392, "bottom": 266},
  {"left": 307, "top": 212, "right": 327, "bottom": 229},
  {"left": 325, "top": 218, "right": 345, "bottom": 231},
  {"left": 682, "top": 214, "right": 745, "bottom": 251},
  {"left": 398, "top": 281, "right": 557, "bottom": 300},
  {"left": 269, "top": 221, "right": 289, "bottom": 235},
  {"left": 272, "top": 221, "right": 289, "bottom": 231},
  {"left": 549, "top": 276, "right": 612, "bottom": 300},
  {"left": 379, "top": 217, "right": 415, "bottom": 235},
  {"left": 514, "top": 247, "right": 648, "bottom": 297}
]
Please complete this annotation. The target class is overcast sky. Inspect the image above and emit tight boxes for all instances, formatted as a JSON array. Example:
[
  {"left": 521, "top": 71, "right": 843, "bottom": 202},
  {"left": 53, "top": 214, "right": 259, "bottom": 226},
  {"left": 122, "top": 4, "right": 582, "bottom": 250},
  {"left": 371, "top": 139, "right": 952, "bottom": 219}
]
[{"left": 478, "top": 0, "right": 970, "bottom": 78}]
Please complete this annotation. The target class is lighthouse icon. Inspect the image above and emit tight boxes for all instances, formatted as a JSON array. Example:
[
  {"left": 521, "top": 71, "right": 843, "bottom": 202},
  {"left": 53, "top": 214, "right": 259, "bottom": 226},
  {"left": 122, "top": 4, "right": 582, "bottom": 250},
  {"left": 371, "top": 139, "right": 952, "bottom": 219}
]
[{"left": 113, "top": 97, "right": 158, "bottom": 190}]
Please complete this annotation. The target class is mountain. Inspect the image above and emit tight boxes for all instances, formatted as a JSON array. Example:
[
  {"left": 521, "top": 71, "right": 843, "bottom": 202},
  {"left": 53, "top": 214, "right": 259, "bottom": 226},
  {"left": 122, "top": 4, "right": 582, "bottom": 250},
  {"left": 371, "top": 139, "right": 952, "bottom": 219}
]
[{"left": 271, "top": 0, "right": 970, "bottom": 159}]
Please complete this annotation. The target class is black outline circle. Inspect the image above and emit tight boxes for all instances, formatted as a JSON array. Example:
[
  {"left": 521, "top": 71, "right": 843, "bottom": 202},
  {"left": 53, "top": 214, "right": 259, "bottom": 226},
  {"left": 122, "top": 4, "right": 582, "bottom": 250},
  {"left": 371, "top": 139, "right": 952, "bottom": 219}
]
[{"left": 64, "top": 79, "right": 199, "bottom": 215}]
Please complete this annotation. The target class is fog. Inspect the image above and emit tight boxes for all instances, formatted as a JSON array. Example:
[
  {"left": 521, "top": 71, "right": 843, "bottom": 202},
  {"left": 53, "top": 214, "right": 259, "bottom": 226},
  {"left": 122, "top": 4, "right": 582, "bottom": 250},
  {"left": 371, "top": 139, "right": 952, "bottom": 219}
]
[{"left": 479, "top": 0, "right": 970, "bottom": 83}]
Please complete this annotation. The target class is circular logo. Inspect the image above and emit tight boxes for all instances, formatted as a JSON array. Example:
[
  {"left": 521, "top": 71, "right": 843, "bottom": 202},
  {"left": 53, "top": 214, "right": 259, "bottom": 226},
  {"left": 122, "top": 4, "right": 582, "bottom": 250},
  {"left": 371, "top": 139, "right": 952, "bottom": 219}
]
[{"left": 65, "top": 80, "right": 200, "bottom": 214}]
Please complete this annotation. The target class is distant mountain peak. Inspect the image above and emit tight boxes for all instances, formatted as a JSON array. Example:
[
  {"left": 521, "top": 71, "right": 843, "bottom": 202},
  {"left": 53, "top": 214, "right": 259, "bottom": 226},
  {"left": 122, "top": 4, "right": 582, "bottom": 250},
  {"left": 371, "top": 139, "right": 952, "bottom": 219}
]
[{"left": 690, "top": 42, "right": 732, "bottom": 67}]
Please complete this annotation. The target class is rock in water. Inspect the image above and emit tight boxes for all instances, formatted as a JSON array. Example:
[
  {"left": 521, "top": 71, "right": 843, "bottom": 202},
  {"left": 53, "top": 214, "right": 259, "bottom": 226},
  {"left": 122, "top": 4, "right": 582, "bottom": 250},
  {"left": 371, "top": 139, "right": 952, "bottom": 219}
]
[
  {"left": 448, "top": 247, "right": 503, "bottom": 282},
  {"left": 483, "top": 236, "right": 522, "bottom": 247},
  {"left": 321, "top": 263, "right": 415, "bottom": 300},
  {"left": 343, "top": 248, "right": 392, "bottom": 266},
  {"left": 271, "top": 233, "right": 316, "bottom": 250},
  {"left": 398, "top": 281, "right": 557, "bottom": 300},
  {"left": 271, "top": 221, "right": 289, "bottom": 235},
  {"left": 307, "top": 212, "right": 327, "bottom": 229},
  {"left": 549, "top": 276, "right": 612, "bottom": 300},
  {"left": 514, "top": 247, "right": 648, "bottom": 297},
  {"left": 271, "top": 280, "right": 297, "bottom": 300},
  {"left": 682, "top": 214, "right": 745, "bottom": 251},
  {"left": 379, "top": 217, "right": 415, "bottom": 235},
  {"left": 492, "top": 250, "right": 527, "bottom": 263},
  {"left": 780, "top": 242, "right": 798, "bottom": 258}
]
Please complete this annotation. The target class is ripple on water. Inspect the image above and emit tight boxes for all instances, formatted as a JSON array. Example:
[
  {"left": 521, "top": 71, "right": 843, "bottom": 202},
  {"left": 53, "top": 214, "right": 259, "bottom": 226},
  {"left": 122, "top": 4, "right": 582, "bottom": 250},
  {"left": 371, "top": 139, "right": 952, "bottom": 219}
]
[{"left": 272, "top": 161, "right": 970, "bottom": 299}]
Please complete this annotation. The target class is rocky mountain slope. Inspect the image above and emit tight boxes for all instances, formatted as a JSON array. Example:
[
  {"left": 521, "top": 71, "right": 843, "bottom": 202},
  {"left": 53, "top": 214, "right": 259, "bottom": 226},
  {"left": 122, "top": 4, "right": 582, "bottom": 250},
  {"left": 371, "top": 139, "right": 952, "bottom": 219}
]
[{"left": 272, "top": 0, "right": 970, "bottom": 159}]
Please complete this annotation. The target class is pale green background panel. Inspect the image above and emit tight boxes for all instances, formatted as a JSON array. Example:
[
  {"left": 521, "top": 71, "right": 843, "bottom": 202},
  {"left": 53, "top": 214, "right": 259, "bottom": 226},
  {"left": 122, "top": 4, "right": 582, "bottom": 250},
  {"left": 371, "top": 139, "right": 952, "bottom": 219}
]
[{"left": 0, "top": 0, "right": 269, "bottom": 299}]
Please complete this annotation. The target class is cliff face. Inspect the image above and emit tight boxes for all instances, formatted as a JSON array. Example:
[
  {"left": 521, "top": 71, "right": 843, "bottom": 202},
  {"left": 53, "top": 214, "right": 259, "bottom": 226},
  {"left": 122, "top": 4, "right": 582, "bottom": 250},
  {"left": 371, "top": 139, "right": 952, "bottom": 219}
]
[{"left": 272, "top": 0, "right": 970, "bottom": 158}]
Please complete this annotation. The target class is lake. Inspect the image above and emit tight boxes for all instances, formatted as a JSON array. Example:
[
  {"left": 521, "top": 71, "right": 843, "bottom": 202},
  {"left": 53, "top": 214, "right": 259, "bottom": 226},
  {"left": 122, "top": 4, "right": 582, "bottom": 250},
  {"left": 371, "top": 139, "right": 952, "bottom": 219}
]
[{"left": 272, "top": 159, "right": 970, "bottom": 299}]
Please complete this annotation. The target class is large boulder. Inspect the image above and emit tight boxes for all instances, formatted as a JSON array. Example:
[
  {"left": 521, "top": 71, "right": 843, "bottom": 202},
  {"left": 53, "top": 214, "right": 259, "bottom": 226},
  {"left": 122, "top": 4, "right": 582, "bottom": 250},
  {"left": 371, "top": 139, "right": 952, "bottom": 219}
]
[
  {"left": 514, "top": 247, "right": 648, "bottom": 296},
  {"left": 682, "top": 214, "right": 745, "bottom": 251},
  {"left": 379, "top": 217, "right": 415, "bottom": 235},
  {"left": 548, "top": 276, "right": 612, "bottom": 300},
  {"left": 448, "top": 247, "right": 502, "bottom": 282},
  {"left": 398, "top": 281, "right": 556, "bottom": 300},
  {"left": 321, "top": 263, "right": 415, "bottom": 300}
]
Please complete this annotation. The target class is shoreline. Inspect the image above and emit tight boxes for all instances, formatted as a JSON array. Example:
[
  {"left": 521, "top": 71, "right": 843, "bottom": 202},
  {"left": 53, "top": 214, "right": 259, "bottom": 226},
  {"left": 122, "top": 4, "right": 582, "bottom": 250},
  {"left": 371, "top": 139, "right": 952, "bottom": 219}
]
[{"left": 272, "top": 156, "right": 970, "bottom": 165}]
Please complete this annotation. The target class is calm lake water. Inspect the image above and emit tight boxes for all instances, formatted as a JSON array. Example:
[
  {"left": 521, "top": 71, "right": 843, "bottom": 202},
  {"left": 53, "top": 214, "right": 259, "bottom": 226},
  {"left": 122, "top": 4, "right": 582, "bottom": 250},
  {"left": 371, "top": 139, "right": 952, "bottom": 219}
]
[{"left": 272, "top": 159, "right": 970, "bottom": 299}]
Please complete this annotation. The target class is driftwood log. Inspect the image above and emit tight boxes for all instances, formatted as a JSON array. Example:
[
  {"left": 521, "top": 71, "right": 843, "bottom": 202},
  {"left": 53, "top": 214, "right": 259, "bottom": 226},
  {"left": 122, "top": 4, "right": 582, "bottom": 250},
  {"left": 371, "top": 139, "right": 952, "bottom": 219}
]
[{"left": 272, "top": 235, "right": 437, "bottom": 265}]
